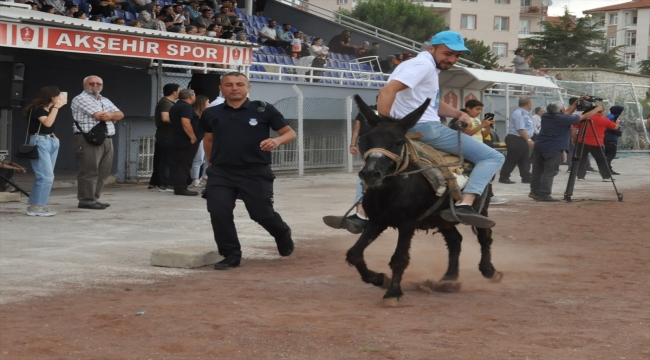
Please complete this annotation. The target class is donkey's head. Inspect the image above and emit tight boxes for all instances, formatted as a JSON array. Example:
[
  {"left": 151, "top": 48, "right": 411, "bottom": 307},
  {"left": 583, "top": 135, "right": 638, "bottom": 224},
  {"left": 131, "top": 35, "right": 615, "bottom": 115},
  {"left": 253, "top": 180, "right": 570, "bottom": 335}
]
[{"left": 355, "top": 95, "right": 430, "bottom": 187}]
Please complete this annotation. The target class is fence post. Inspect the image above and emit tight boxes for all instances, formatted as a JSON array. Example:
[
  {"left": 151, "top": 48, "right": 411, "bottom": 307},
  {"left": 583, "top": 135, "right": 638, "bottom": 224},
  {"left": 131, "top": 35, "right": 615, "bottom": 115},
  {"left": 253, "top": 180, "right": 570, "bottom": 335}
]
[
  {"left": 292, "top": 85, "right": 304, "bottom": 176},
  {"left": 346, "top": 96, "right": 353, "bottom": 173},
  {"left": 157, "top": 62, "right": 163, "bottom": 100}
]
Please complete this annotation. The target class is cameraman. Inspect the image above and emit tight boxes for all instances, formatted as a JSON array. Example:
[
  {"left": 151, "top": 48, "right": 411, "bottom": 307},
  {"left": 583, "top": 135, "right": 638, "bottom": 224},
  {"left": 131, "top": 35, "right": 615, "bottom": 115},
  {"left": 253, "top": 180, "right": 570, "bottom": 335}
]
[
  {"left": 572, "top": 101, "right": 620, "bottom": 181},
  {"left": 530, "top": 101, "right": 601, "bottom": 201}
]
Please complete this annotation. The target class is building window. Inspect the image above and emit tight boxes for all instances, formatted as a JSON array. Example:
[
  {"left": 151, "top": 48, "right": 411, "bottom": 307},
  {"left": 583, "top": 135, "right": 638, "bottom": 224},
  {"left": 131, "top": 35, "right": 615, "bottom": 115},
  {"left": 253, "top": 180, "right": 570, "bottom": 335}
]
[
  {"left": 625, "top": 32, "right": 636, "bottom": 46},
  {"left": 609, "top": 37, "right": 616, "bottom": 47},
  {"left": 609, "top": 14, "right": 617, "bottom": 25},
  {"left": 632, "top": 16, "right": 637, "bottom": 24},
  {"left": 494, "top": 17, "right": 509, "bottom": 31},
  {"left": 461, "top": 15, "right": 477, "bottom": 30},
  {"left": 462, "top": 0, "right": 477, "bottom": 2},
  {"left": 493, "top": 43, "right": 507, "bottom": 58},
  {"left": 624, "top": 54, "right": 635, "bottom": 67},
  {"left": 519, "top": 19, "right": 530, "bottom": 34},
  {"left": 520, "top": 0, "right": 531, "bottom": 5},
  {"left": 496, "top": 0, "right": 509, "bottom": 3},
  {"left": 337, "top": 0, "right": 347, "bottom": 4}
]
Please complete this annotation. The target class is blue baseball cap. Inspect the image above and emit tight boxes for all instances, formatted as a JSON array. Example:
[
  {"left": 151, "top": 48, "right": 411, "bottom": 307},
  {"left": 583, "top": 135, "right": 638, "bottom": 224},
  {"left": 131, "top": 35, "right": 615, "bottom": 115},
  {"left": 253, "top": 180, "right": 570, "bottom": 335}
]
[{"left": 429, "top": 31, "right": 472, "bottom": 54}]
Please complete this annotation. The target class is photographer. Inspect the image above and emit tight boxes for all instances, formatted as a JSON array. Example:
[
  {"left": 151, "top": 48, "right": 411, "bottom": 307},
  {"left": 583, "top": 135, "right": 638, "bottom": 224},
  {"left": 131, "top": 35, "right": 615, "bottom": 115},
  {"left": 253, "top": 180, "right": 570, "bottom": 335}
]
[
  {"left": 530, "top": 101, "right": 602, "bottom": 202},
  {"left": 572, "top": 100, "right": 620, "bottom": 181},
  {"left": 512, "top": 49, "right": 534, "bottom": 74}
]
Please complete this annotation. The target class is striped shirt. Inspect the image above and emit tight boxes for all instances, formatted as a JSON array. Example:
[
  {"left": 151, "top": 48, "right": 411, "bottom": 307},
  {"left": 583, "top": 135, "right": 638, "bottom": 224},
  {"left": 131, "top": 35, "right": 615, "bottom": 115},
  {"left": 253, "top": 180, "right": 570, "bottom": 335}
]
[{"left": 70, "top": 91, "right": 120, "bottom": 136}]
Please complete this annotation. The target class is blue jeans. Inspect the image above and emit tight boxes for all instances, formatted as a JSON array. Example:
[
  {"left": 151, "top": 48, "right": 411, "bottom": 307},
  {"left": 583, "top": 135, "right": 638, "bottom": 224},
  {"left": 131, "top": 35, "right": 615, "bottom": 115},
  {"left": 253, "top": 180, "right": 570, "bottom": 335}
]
[
  {"left": 28, "top": 135, "right": 59, "bottom": 206},
  {"left": 191, "top": 141, "right": 205, "bottom": 180},
  {"left": 407, "top": 122, "right": 504, "bottom": 196}
]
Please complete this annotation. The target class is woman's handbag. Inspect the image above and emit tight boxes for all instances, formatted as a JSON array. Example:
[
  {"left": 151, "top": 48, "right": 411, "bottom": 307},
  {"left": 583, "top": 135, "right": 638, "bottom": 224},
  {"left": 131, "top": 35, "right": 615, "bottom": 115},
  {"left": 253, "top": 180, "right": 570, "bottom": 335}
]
[{"left": 15, "top": 109, "right": 40, "bottom": 160}]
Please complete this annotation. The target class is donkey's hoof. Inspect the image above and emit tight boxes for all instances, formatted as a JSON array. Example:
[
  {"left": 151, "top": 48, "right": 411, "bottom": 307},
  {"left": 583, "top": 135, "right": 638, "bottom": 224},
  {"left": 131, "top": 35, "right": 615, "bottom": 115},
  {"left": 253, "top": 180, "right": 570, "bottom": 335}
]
[
  {"left": 489, "top": 271, "right": 504, "bottom": 283},
  {"left": 381, "top": 297, "right": 399, "bottom": 307}
]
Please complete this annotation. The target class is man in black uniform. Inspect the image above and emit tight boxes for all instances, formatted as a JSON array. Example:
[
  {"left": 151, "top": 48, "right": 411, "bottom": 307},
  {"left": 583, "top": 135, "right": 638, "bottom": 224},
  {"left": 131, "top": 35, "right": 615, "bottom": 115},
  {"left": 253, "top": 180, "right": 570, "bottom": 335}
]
[
  {"left": 200, "top": 72, "right": 297, "bottom": 270},
  {"left": 169, "top": 89, "right": 200, "bottom": 196}
]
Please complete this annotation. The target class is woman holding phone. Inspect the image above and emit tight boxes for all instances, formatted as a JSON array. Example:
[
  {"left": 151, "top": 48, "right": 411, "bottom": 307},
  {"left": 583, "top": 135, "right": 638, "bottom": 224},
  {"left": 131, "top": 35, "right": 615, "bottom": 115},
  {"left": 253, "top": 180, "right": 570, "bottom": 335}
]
[{"left": 23, "top": 86, "right": 67, "bottom": 217}]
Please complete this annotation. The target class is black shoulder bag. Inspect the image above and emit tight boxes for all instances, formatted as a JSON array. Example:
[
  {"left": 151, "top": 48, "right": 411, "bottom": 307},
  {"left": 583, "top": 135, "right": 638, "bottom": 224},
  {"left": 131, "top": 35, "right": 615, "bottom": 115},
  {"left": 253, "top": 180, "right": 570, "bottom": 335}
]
[
  {"left": 74, "top": 120, "right": 107, "bottom": 146},
  {"left": 15, "top": 108, "right": 41, "bottom": 160}
]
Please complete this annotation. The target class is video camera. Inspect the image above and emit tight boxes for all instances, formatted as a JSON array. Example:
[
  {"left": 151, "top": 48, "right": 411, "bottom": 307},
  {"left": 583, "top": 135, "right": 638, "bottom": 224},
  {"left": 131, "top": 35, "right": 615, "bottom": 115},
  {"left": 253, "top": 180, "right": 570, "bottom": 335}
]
[{"left": 576, "top": 95, "right": 603, "bottom": 112}]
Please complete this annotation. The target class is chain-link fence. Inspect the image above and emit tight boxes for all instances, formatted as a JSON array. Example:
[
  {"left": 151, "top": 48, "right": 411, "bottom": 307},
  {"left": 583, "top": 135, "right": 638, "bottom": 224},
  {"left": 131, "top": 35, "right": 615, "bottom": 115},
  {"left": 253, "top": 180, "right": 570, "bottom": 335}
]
[{"left": 120, "top": 73, "right": 356, "bottom": 181}]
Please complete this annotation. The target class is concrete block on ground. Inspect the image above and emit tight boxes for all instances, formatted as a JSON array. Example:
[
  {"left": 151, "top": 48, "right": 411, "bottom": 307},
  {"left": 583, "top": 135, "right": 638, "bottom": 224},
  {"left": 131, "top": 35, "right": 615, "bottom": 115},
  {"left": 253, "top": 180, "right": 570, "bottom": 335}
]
[
  {"left": 151, "top": 246, "right": 222, "bottom": 269},
  {"left": 0, "top": 192, "right": 21, "bottom": 203}
]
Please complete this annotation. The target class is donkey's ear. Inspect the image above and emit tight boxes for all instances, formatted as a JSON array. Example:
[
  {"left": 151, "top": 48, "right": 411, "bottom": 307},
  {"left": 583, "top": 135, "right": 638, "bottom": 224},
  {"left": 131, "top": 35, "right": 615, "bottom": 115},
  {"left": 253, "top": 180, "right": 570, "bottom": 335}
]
[
  {"left": 354, "top": 94, "right": 381, "bottom": 128},
  {"left": 399, "top": 98, "right": 431, "bottom": 131}
]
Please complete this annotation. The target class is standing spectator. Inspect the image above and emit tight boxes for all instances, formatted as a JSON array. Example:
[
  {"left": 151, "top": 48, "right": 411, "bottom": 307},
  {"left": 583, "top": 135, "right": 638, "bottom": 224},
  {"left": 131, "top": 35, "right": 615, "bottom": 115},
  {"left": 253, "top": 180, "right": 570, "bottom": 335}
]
[
  {"left": 308, "top": 38, "right": 328, "bottom": 81},
  {"left": 0, "top": 159, "right": 27, "bottom": 193},
  {"left": 200, "top": 72, "right": 296, "bottom": 269},
  {"left": 328, "top": 29, "right": 358, "bottom": 56},
  {"left": 192, "top": 8, "right": 214, "bottom": 28},
  {"left": 259, "top": 20, "right": 290, "bottom": 49},
  {"left": 184, "top": 0, "right": 201, "bottom": 21},
  {"left": 512, "top": 48, "right": 533, "bottom": 74},
  {"left": 499, "top": 97, "right": 534, "bottom": 184},
  {"left": 573, "top": 106, "right": 619, "bottom": 181},
  {"left": 169, "top": 89, "right": 200, "bottom": 196},
  {"left": 531, "top": 106, "right": 545, "bottom": 140},
  {"left": 22, "top": 86, "right": 67, "bottom": 216},
  {"left": 138, "top": 11, "right": 166, "bottom": 31},
  {"left": 153, "top": 83, "right": 180, "bottom": 192},
  {"left": 291, "top": 31, "right": 304, "bottom": 58},
  {"left": 190, "top": 95, "right": 209, "bottom": 188},
  {"left": 530, "top": 102, "right": 602, "bottom": 202},
  {"left": 71, "top": 75, "right": 124, "bottom": 210},
  {"left": 254, "top": 0, "right": 267, "bottom": 16},
  {"left": 604, "top": 106, "right": 624, "bottom": 176}
]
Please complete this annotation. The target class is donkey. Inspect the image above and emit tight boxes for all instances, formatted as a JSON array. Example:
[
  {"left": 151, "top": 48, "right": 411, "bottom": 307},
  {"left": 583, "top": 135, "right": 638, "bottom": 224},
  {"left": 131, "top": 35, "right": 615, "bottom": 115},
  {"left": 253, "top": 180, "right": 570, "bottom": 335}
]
[{"left": 346, "top": 95, "right": 502, "bottom": 306}]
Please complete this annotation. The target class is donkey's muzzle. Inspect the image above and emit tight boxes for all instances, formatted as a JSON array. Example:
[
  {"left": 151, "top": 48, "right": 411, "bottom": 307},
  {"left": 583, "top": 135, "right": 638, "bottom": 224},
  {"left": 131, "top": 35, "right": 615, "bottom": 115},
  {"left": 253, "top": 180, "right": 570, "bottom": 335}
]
[{"left": 359, "top": 168, "right": 384, "bottom": 186}]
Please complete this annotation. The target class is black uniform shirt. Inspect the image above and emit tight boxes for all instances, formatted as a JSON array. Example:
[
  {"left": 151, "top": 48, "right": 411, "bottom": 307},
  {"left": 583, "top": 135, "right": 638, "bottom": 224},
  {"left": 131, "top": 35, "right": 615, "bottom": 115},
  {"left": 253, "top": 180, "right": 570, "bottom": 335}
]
[
  {"left": 354, "top": 104, "right": 376, "bottom": 139},
  {"left": 169, "top": 100, "right": 195, "bottom": 146},
  {"left": 200, "top": 99, "right": 289, "bottom": 167}
]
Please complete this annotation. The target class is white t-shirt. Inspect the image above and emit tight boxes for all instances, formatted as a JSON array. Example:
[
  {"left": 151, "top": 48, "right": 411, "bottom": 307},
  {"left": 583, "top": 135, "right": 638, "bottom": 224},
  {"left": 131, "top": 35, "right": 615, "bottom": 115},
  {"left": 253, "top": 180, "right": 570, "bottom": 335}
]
[
  {"left": 259, "top": 26, "right": 276, "bottom": 42},
  {"left": 387, "top": 51, "right": 440, "bottom": 123}
]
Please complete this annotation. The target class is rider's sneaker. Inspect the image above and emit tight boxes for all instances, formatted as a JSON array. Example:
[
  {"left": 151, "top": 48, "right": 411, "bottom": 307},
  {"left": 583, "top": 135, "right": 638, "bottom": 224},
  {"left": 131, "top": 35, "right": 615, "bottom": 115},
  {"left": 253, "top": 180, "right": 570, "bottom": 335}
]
[{"left": 440, "top": 205, "right": 495, "bottom": 228}]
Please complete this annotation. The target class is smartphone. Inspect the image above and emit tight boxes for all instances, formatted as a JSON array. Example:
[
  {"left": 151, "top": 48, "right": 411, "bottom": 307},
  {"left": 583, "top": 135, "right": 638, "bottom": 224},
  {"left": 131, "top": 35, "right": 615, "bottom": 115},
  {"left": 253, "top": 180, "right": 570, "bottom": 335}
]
[
  {"left": 60, "top": 92, "right": 68, "bottom": 102},
  {"left": 484, "top": 113, "right": 495, "bottom": 119}
]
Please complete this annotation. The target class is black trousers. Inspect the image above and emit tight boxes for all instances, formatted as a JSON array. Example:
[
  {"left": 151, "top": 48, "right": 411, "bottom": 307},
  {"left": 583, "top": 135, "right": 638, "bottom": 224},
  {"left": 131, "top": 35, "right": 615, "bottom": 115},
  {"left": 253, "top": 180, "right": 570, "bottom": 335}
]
[
  {"left": 605, "top": 141, "right": 618, "bottom": 170},
  {"left": 204, "top": 165, "right": 291, "bottom": 259},
  {"left": 577, "top": 144, "right": 610, "bottom": 179},
  {"left": 148, "top": 140, "right": 161, "bottom": 187},
  {"left": 500, "top": 134, "right": 531, "bottom": 181},
  {"left": 157, "top": 136, "right": 177, "bottom": 188},
  {"left": 530, "top": 150, "right": 562, "bottom": 196},
  {"left": 174, "top": 141, "right": 200, "bottom": 191}
]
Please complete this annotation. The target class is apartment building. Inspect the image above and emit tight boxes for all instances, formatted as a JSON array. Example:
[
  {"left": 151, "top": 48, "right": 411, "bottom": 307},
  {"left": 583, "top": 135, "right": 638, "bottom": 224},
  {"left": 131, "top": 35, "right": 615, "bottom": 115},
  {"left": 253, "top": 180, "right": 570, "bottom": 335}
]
[{"left": 583, "top": 0, "right": 650, "bottom": 74}]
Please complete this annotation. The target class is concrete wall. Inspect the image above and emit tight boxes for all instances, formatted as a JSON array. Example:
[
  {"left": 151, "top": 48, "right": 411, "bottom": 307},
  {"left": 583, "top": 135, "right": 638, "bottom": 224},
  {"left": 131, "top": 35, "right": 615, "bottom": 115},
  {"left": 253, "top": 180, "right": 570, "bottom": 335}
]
[{"left": 548, "top": 68, "right": 650, "bottom": 99}]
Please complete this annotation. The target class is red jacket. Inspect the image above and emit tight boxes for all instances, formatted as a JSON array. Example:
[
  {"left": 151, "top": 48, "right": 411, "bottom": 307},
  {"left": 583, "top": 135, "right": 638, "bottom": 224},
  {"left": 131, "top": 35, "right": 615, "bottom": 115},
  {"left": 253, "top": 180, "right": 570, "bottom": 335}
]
[{"left": 573, "top": 114, "right": 617, "bottom": 146}]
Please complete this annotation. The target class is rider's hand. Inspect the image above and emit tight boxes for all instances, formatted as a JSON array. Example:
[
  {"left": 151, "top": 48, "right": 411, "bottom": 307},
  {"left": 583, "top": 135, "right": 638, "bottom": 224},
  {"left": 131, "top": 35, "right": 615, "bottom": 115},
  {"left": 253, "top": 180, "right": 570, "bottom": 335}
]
[{"left": 457, "top": 112, "right": 472, "bottom": 128}]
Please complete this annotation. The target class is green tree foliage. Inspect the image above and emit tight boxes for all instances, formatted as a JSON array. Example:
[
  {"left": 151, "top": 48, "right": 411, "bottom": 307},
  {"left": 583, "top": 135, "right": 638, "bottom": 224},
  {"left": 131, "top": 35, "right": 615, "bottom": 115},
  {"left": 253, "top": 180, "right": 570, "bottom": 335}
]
[
  {"left": 463, "top": 38, "right": 500, "bottom": 68},
  {"left": 522, "top": 9, "right": 624, "bottom": 71},
  {"left": 337, "top": 0, "right": 447, "bottom": 43},
  {"left": 638, "top": 59, "right": 650, "bottom": 76}
]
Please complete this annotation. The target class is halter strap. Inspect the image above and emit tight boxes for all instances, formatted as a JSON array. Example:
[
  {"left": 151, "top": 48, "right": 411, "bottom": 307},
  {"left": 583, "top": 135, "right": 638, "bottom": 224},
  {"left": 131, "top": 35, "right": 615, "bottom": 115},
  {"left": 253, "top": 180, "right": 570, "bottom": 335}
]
[{"left": 362, "top": 139, "right": 411, "bottom": 176}]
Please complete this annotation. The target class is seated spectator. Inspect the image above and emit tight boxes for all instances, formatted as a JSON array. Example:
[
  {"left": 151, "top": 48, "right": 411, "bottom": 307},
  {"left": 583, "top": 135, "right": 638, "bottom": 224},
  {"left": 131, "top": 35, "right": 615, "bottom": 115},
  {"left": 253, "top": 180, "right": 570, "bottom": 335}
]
[
  {"left": 186, "top": 25, "right": 198, "bottom": 34},
  {"left": 138, "top": 10, "right": 167, "bottom": 31},
  {"left": 89, "top": 15, "right": 102, "bottom": 21},
  {"left": 555, "top": 73, "right": 564, "bottom": 81},
  {"left": 40, "top": 5, "right": 56, "bottom": 13},
  {"left": 192, "top": 8, "right": 214, "bottom": 28},
  {"left": 172, "top": 4, "right": 190, "bottom": 26},
  {"left": 276, "top": 23, "right": 294, "bottom": 51},
  {"left": 88, "top": 0, "right": 115, "bottom": 18},
  {"left": 150, "top": 3, "right": 161, "bottom": 17},
  {"left": 185, "top": 0, "right": 201, "bottom": 21},
  {"left": 533, "top": 65, "right": 543, "bottom": 76},
  {"left": 237, "top": 33, "right": 250, "bottom": 42},
  {"left": 65, "top": 4, "right": 78, "bottom": 17},
  {"left": 215, "top": 6, "right": 233, "bottom": 28},
  {"left": 220, "top": 30, "right": 234, "bottom": 40},
  {"left": 44, "top": 0, "right": 66, "bottom": 15},
  {"left": 0, "top": 159, "right": 27, "bottom": 193},
  {"left": 112, "top": 18, "right": 126, "bottom": 25},
  {"left": 259, "top": 20, "right": 291, "bottom": 49},
  {"left": 25, "top": 2, "right": 39, "bottom": 10},
  {"left": 309, "top": 37, "right": 329, "bottom": 58},
  {"left": 130, "top": 19, "right": 141, "bottom": 26},
  {"left": 197, "top": 25, "right": 207, "bottom": 35},
  {"left": 160, "top": 5, "right": 176, "bottom": 23},
  {"left": 73, "top": 11, "right": 87, "bottom": 19},
  {"left": 356, "top": 41, "right": 370, "bottom": 57},
  {"left": 328, "top": 29, "right": 358, "bottom": 56},
  {"left": 168, "top": 25, "right": 186, "bottom": 33}
]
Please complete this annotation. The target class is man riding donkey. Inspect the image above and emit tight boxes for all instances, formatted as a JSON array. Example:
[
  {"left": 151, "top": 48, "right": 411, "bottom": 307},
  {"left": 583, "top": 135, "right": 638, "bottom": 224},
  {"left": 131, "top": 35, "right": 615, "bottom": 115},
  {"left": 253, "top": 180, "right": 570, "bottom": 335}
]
[{"left": 325, "top": 31, "right": 505, "bottom": 231}]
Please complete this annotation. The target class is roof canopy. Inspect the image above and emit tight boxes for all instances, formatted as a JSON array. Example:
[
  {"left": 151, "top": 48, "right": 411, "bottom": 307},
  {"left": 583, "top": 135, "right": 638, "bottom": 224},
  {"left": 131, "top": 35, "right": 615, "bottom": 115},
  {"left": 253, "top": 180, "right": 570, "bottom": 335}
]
[
  {"left": 440, "top": 67, "right": 560, "bottom": 91},
  {"left": 0, "top": 3, "right": 256, "bottom": 65}
]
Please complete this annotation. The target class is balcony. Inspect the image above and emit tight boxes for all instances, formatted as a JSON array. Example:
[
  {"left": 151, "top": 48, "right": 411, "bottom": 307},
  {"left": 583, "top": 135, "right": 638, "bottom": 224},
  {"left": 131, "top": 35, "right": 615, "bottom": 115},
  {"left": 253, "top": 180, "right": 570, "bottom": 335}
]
[
  {"left": 412, "top": 0, "right": 452, "bottom": 10},
  {"left": 520, "top": 6, "right": 546, "bottom": 15}
]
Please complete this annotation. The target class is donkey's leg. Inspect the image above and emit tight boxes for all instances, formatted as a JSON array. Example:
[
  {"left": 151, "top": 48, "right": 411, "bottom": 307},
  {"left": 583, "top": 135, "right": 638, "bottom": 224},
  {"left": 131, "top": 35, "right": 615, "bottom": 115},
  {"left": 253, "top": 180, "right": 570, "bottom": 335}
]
[
  {"left": 439, "top": 226, "right": 463, "bottom": 282},
  {"left": 382, "top": 221, "right": 416, "bottom": 305},
  {"left": 346, "top": 221, "right": 389, "bottom": 287},
  {"left": 475, "top": 226, "right": 503, "bottom": 283}
]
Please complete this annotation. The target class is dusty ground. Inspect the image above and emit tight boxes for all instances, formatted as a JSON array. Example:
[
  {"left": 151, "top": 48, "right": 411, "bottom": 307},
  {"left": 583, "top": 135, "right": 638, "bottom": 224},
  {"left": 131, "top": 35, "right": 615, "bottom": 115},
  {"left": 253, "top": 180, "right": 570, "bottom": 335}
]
[{"left": 1, "top": 155, "right": 649, "bottom": 359}]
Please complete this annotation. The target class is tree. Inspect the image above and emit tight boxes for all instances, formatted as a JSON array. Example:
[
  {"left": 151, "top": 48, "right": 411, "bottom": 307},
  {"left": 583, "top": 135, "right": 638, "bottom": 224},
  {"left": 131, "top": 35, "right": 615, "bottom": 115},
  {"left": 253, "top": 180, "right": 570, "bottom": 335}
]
[
  {"left": 337, "top": 0, "right": 447, "bottom": 44},
  {"left": 463, "top": 38, "right": 500, "bottom": 68},
  {"left": 638, "top": 59, "right": 650, "bottom": 76},
  {"left": 522, "top": 9, "right": 624, "bottom": 71}
]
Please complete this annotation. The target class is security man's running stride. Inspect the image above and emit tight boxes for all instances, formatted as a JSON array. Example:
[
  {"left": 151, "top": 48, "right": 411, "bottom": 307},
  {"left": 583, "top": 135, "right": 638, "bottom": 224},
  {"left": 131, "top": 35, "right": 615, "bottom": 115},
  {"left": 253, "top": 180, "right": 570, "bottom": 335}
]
[{"left": 200, "top": 72, "right": 297, "bottom": 270}]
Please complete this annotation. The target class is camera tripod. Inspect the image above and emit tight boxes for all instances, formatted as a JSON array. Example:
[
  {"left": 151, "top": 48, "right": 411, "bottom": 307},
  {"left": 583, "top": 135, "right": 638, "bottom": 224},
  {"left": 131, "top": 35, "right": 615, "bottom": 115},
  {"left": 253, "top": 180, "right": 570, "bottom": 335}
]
[{"left": 564, "top": 118, "right": 623, "bottom": 202}]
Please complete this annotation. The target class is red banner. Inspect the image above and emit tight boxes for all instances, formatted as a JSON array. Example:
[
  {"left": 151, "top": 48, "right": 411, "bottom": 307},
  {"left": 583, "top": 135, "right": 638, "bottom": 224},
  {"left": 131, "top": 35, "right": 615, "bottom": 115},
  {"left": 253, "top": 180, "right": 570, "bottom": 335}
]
[{"left": 0, "top": 22, "right": 252, "bottom": 65}]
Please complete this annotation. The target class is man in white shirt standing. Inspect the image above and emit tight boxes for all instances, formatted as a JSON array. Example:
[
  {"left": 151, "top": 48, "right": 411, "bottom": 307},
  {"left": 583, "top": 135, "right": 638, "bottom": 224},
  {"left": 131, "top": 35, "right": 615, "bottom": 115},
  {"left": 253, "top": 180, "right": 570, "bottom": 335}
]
[{"left": 377, "top": 31, "right": 504, "bottom": 228}]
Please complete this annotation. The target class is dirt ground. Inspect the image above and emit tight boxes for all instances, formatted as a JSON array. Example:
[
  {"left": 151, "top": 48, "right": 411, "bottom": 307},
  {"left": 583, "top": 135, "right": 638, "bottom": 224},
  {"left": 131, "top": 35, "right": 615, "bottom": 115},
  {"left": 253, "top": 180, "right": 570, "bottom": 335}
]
[{"left": 1, "top": 178, "right": 649, "bottom": 359}]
